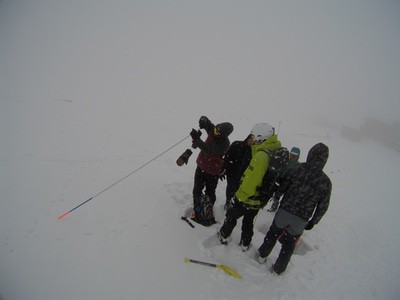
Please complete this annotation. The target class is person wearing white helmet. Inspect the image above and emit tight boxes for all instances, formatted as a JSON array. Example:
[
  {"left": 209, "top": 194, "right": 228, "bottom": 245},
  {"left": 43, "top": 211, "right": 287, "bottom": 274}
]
[{"left": 217, "top": 123, "right": 282, "bottom": 251}]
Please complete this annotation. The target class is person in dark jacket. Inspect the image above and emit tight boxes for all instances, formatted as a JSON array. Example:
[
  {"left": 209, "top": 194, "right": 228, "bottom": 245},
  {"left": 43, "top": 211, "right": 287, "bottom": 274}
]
[
  {"left": 190, "top": 116, "right": 233, "bottom": 224},
  {"left": 268, "top": 146, "right": 301, "bottom": 212},
  {"left": 220, "top": 134, "right": 253, "bottom": 210},
  {"left": 257, "top": 143, "right": 332, "bottom": 275}
]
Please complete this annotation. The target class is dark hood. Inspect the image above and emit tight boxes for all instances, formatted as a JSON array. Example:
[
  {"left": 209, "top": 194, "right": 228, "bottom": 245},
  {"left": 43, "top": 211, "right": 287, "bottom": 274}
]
[
  {"left": 306, "top": 143, "right": 329, "bottom": 171},
  {"left": 216, "top": 122, "right": 234, "bottom": 138}
]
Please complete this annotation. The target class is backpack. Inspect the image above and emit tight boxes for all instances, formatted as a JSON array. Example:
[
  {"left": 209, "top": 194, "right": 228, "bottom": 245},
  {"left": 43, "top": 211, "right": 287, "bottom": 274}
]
[
  {"left": 259, "top": 147, "right": 289, "bottom": 201},
  {"left": 193, "top": 194, "right": 216, "bottom": 226}
]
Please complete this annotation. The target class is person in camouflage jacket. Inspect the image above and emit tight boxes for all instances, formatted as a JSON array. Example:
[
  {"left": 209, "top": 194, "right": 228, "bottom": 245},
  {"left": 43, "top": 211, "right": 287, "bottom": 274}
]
[
  {"left": 268, "top": 146, "right": 301, "bottom": 212},
  {"left": 258, "top": 143, "right": 332, "bottom": 275}
]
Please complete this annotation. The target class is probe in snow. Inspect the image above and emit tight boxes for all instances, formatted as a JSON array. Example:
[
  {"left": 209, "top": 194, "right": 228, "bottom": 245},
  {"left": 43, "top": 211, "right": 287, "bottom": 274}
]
[{"left": 57, "top": 135, "right": 190, "bottom": 220}]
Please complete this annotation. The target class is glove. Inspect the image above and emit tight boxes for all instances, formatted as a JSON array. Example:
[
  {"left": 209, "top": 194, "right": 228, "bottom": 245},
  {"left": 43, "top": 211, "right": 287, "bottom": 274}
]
[
  {"left": 190, "top": 128, "right": 202, "bottom": 140},
  {"left": 219, "top": 169, "right": 226, "bottom": 181},
  {"left": 267, "top": 197, "right": 279, "bottom": 212},
  {"left": 192, "top": 140, "right": 200, "bottom": 149},
  {"left": 304, "top": 221, "right": 314, "bottom": 231},
  {"left": 224, "top": 197, "right": 236, "bottom": 211},
  {"left": 199, "top": 116, "right": 210, "bottom": 129}
]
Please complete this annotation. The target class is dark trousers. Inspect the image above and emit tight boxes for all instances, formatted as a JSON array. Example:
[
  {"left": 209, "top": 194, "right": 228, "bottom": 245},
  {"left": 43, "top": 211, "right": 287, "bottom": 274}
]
[
  {"left": 193, "top": 167, "right": 219, "bottom": 208},
  {"left": 258, "top": 220, "right": 300, "bottom": 274},
  {"left": 219, "top": 201, "right": 259, "bottom": 246}
]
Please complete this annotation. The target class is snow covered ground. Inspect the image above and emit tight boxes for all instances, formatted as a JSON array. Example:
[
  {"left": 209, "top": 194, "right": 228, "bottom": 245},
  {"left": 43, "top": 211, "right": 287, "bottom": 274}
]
[{"left": 1, "top": 1, "right": 400, "bottom": 299}]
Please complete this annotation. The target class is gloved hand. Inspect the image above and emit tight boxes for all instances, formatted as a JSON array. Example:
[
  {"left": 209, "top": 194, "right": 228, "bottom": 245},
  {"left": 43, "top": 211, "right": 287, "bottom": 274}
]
[
  {"left": 267, "top": 197, "right": 279, "bottom": 212},
  {"left": 219, "top": 169, "right": 226, "bottom": 181},
  {"left": 268, "top": 204, "right": 278, "bottom": 212},
  {"left": 304, "top": 221, "right": 314, "bottom": 230},
  {"left": 190, "top": 128, "right": 202, "bottom": 140},
  {"left": 192, "top": 140, "right": 200, "bottom": 149},
  {"left": 199, "top": 116, "right": 210, "bottom": 129},
  {"left": 224, "top": 197, "right": 236, "bottom": 211}
]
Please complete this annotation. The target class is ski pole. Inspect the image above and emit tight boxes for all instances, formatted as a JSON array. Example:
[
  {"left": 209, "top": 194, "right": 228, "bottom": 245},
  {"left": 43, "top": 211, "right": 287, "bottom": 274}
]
[{"left": 58, "top": 135, "right": 190, "bottom": 220}]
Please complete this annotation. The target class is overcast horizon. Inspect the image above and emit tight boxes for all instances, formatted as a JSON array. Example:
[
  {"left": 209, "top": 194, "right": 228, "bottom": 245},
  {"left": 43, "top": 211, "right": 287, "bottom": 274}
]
[{"left": 1, "top": 0, "right": 400, "bottom": 134}]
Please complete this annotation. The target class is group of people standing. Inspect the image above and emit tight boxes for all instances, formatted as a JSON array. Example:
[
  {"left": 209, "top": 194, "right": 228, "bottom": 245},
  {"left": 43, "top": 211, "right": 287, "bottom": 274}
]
[{"left": 188, "top": 116, "right": 332, "bottom": 275}]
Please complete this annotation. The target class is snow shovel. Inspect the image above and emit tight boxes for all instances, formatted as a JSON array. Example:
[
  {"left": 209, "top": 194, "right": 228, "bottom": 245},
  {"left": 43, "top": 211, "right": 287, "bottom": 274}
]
[{"left": 184, "top": 258, "right": 241, "bottom": 279}]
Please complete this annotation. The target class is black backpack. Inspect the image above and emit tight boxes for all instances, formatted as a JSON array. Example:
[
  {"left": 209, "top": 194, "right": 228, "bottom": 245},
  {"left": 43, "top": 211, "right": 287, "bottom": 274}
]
[
  {"left": 193, "top": 194, "right": 216, "bottom": 226},
  {"left": 259, "top": 147, "right": 289, "bottom": 200}
]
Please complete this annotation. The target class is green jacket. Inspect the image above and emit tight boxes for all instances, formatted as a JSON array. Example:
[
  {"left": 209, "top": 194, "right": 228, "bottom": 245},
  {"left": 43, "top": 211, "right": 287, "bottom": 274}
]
[{"left": 235, "top": 135, "right": 282, "bottom": 209}]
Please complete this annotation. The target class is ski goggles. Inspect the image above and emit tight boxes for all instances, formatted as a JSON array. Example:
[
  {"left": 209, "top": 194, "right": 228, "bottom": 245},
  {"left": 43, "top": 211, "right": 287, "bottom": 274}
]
[{"left": 249, "top": 134, "right": 263, "bottom": 144}]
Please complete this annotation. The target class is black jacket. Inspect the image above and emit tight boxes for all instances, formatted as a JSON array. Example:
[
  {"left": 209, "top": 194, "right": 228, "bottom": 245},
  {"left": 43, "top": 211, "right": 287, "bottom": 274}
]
[{"left": 223, "top": 136, "right": 252, "bottom": 178}]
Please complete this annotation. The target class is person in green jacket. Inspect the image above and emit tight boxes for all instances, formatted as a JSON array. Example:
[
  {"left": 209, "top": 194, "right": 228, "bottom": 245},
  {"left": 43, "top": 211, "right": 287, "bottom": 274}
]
[{"left": 217, "top": 123, "right": 282, "bottom": 251}]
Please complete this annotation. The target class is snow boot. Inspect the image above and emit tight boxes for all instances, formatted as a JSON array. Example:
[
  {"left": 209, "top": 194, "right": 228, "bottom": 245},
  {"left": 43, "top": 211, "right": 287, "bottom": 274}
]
[
  {"left": 217, "top": 231, "right": 228, "bottom": 245},
  {"left": 239, "top": 240, "right": 251, "bottom": 252},
  {"left": 258, "top": 255, "right": 267, "bottom": 264}
]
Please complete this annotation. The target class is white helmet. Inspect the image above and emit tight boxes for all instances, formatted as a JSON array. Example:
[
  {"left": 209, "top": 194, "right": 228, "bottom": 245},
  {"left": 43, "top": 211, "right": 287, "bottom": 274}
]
[{"left": 251, "top": 123, "right": 275, "bottom": 142}]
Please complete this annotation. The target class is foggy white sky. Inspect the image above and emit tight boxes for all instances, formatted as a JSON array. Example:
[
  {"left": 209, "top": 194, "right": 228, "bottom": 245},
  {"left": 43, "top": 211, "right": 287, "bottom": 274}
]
[
  {"left": 1, "top": 0, "right": 399, "bottom": 131},
  {"left": 1, "top": 2, "right": 400, "bottom": 299}
]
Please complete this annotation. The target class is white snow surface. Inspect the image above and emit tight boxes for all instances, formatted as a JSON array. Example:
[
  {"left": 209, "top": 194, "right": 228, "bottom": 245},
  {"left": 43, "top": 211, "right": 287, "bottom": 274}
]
[{"left": 1, "top": 1, "right": 400, "bottom": 299}]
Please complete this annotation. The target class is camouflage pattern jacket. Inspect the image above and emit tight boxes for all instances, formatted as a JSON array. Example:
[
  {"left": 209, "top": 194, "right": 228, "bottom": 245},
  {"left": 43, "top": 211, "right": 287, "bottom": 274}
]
[{"left": 277, "top": 143, "right": 332, "bottom": 224}]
